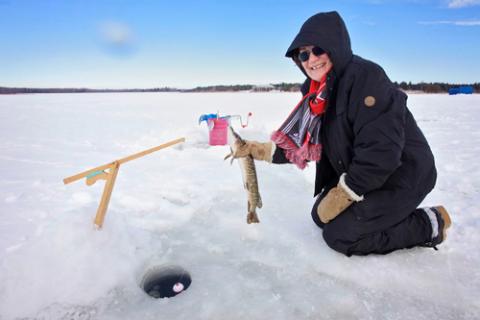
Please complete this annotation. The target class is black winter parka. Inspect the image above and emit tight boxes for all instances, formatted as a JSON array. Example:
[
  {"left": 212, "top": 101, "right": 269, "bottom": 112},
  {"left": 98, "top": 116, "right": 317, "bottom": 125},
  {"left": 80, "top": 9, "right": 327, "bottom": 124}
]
[{"left": 275, "top": 11, "right": 437, "bottom": 204}]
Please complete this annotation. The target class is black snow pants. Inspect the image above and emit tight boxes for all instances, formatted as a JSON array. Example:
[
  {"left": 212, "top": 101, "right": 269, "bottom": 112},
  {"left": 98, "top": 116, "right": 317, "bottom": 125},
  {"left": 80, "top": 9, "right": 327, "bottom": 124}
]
[{"left": 311, "top": 186, "right": 434, "bottom": 256}]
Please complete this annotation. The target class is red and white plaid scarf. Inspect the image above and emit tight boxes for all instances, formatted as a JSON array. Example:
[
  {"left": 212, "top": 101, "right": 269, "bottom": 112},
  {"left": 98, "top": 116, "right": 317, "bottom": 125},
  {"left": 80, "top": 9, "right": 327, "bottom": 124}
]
[{"left": 271, "top": 73, "right": 329, "bottom": 169}]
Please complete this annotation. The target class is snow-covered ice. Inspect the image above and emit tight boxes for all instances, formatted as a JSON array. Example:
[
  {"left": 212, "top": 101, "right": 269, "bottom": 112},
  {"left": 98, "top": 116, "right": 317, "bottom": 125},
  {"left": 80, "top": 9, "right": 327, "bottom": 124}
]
[{"left": 0, "top": 92, "right": 479, "bottom": 319}]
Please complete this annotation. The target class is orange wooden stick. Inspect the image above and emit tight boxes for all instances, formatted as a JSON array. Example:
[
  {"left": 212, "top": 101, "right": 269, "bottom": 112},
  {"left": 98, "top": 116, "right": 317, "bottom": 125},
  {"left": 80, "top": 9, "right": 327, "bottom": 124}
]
[{"left": 63, "top": 137, "right": 185, "bottom": 185}]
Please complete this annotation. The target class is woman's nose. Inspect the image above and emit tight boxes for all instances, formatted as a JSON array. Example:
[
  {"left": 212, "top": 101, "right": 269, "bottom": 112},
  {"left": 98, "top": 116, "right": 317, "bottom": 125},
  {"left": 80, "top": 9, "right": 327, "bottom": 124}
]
[{"left": 308, "top": 52, "right": 319, "bottom": 63}]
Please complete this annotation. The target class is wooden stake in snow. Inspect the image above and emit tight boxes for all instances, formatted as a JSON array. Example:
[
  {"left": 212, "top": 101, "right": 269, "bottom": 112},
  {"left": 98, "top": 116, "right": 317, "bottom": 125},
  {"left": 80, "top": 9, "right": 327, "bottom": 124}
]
[{"left": 63, "top": 137, "right": 186, "bottom": 229}]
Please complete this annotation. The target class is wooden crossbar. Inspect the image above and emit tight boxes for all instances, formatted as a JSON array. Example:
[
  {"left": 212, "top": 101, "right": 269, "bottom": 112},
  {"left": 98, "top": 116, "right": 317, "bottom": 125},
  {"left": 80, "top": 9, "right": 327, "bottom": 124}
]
[{"left": 63, "top": 137, "right": 185, "bottom": 185}]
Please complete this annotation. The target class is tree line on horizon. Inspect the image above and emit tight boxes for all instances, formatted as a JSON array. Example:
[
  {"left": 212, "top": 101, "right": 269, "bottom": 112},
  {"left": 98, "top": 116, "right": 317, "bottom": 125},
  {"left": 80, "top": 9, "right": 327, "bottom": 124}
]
[
  {"left": 1, "top": 82, "right": 479, "bottom": 94},
  {"left": 394, "top": 82, "right": 479, "bottom": 93}
]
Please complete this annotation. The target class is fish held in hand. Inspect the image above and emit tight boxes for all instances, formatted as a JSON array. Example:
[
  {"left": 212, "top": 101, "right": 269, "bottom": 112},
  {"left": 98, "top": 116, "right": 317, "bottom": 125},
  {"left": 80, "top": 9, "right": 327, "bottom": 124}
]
[{"left": 224, "top": 127, "right": 263, "bottom": 224}]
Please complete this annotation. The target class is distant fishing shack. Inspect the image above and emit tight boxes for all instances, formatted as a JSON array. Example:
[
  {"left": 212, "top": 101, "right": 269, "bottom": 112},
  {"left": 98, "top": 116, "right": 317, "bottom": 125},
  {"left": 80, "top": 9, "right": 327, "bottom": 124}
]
[{"left": 448, "top": 86, "right": 474, "bottom": 95}]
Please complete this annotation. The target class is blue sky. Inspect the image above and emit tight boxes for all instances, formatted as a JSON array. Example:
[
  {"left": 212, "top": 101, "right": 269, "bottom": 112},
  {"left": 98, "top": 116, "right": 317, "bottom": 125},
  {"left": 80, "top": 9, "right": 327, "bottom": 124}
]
[{"left": 1, "top": 0, "right": 479, "bottom": 89}]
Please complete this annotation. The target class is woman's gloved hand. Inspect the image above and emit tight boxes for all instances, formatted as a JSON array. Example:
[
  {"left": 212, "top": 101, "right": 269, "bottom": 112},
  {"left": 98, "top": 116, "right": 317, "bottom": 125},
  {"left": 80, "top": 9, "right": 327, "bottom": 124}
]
[
  {"left": 317, "top": 173, "right": 364, "bottom": 223},
  {"left": 231, "top": 140, "right": 275, "bottom": 162}
]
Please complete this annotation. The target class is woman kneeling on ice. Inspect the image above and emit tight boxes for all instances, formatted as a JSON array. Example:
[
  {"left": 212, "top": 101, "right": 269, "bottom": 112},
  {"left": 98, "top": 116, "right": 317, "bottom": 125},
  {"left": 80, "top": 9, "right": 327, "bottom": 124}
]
[{"left": 231, "top": 11, "right": 451, "bottom": 256}]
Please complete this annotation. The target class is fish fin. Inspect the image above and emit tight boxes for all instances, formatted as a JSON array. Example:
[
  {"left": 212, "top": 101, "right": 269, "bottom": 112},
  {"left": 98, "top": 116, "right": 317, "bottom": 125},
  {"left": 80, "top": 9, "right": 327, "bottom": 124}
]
[
  {"left": 247, "top": 211, "right": 260, "bottom": 224},
  {"left": 229, "top": 126, "right": 243, "bottom": 142},
  {"left": 257, "top": 196, "right": 263, "bottom": 209},
  {"left": 224, "top": 147, "right": 233, "bottom": 161}
]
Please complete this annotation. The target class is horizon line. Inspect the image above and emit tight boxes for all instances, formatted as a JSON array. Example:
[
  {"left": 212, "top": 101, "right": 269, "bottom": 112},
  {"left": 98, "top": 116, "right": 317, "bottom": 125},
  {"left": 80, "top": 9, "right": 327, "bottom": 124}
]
[{"left": 2, "top": 81, "right": 480, "bottom": 91}]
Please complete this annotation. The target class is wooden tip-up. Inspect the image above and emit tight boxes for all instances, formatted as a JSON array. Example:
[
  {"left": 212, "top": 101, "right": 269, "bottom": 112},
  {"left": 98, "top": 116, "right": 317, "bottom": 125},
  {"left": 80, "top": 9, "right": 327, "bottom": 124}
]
[{"left": 63, "top": 137, "right": 185, "bottom": 229}]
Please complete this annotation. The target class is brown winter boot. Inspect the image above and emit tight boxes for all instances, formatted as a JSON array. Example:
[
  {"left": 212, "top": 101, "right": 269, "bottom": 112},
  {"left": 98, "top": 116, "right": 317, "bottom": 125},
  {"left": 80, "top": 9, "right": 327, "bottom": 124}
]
[
  {"left": 434, "top": 206, "right": 452, "bottom": 241},
  {"left": 423, "top": 206, "right": 452, "bottom": 250}
]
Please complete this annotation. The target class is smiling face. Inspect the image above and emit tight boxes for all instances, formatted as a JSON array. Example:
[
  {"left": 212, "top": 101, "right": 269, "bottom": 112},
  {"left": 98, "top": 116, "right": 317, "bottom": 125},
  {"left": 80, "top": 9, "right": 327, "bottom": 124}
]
[{"left": 298, "top": 45, "right": 333, "bottom": 82}]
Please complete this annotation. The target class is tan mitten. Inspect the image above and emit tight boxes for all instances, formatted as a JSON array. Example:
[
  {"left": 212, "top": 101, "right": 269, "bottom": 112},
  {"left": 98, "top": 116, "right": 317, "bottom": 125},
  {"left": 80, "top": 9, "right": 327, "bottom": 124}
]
[
  {"left": 317, "top": 173, "right": 364, "bottom": 223},
  {"left": 233, "top": 141, "right": 275, "bottom": 162}
]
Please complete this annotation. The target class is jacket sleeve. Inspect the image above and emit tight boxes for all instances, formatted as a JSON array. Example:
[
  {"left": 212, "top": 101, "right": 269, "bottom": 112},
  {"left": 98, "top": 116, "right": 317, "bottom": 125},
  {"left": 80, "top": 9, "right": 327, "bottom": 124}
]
[{"left": 344, "top": 66, "right": 407, "bottom": 196}]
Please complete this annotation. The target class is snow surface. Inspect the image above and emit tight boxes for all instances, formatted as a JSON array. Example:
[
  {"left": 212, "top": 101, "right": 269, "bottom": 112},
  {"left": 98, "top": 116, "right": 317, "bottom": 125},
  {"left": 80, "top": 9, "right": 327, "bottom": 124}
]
[{"left": 0, "top": 92, "right": 479, "bottom": 319}]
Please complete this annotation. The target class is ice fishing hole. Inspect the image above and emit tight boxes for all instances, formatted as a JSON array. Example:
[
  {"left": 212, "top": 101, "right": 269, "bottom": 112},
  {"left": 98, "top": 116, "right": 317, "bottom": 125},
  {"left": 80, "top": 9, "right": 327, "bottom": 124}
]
[{"left": 140, "top": 264, "right": 192, "bottom": 298}]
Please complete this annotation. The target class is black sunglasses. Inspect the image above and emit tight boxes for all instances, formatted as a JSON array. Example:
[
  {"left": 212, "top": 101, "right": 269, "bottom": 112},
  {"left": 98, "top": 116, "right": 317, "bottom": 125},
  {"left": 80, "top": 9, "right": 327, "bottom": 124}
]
[{"left": 297, "top": 47, "right": 326, "bottom": 62}]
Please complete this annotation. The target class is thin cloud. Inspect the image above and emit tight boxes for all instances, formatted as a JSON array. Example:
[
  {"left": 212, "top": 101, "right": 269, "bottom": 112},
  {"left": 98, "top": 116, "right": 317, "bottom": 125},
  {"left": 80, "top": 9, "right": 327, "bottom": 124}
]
[
  {"left": 419, "top": 19, "right": 480, "bottom": 25},
  {"left": 447, "top": 0, "right": 480, "bottom": 8},
  {"left": 100, "top": 21, "right": 134, "bottom": 46},
  {"left": 367, "top": 0, "right": 480, "bottom": 7},
  {"left": 98, "top": 21, "right": 137, "bottom": 57}
]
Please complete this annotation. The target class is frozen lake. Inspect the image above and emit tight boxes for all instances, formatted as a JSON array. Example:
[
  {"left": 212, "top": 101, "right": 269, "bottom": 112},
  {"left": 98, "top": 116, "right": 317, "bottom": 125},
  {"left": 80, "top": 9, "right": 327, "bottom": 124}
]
[{"left": 0, "top": 92, "right": 479, "bottom": 319}]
